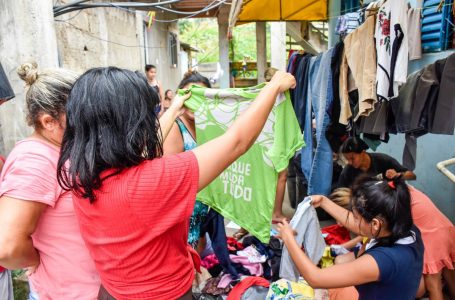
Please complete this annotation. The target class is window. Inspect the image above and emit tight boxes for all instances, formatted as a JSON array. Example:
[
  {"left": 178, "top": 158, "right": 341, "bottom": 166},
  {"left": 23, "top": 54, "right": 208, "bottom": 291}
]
[
  {"left": 421, "top": 0, "right": 454, "bottom": 52},
  {"left": 169, "top": 32, "right": 178, "bottom": 67}
]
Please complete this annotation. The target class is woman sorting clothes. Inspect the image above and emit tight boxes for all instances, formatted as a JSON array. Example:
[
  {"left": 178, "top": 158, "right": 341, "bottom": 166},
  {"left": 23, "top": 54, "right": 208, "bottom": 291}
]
[
  {"left": 277, "top": 176, "right": 424, "bottom": 300},
  {"left": 56, "top": 67, "right": 296, "bottom": 299},
  {"left": 337, "top": 136, "right": 416, "bottom": 188}
]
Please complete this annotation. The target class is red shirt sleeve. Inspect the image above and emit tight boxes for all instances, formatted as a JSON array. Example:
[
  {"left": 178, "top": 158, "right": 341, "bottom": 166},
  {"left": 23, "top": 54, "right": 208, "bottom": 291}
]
[{"left": 127, "top": 151, "right": 199, "bottom": 233}]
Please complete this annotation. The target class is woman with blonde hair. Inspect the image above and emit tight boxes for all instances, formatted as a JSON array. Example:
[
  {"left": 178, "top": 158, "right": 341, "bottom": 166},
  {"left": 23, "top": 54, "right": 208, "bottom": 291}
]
[{"left": 0, "top": 62, "right": 101, "bottom": 299}]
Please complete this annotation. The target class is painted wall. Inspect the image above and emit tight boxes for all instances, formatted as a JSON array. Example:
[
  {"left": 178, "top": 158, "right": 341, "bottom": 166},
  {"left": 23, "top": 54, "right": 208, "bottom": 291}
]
[{"left": 376, "top": 51, "right": 455, "bottom": 222}]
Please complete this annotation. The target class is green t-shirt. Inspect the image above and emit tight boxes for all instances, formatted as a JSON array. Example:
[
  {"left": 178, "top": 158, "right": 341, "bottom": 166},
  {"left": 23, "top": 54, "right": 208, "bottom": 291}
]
[{"left": 184, "top": 84, "right": 304, "bottom": 243}]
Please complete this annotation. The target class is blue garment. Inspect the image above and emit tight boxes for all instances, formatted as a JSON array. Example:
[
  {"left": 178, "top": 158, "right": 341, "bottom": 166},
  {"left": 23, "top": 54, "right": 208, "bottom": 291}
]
[
  {"left": 293, "top": 54, "right": 312, "bottom": 131},
  {"left": 176, "top": 118, "right": 209, "bottom": 248},
  {"left": 356, "top": 228, "right": 424, "bottom": 300},
  {"left": 201, "top": 209, "right": 249, "bottom": 279},
  {"left": 301, "top": 48, "right": 334, "bottom": 196}
]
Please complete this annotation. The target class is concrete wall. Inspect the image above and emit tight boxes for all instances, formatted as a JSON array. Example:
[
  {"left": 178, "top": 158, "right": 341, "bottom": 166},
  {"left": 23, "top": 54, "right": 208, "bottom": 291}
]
[
  {"left": 0, "top": 0, "right": 58, "bottom": 153},
  {"left": 0, "top": 1, "right": 184, "bottom": 153},
  {"left": 144, "top": 14, "right": 182, "bottom": 92},
  {"left": 376, "top": 51, "right": 455, "bottom": 223},
  {"left": 55, "top": 5, "right": 144, "bottom": 72}
]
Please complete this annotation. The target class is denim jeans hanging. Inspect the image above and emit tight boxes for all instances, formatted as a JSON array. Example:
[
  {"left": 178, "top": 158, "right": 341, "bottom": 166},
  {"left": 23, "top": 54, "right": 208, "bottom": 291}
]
[{"left": 301, "top": 48, "right": 334, "bottom": 196}]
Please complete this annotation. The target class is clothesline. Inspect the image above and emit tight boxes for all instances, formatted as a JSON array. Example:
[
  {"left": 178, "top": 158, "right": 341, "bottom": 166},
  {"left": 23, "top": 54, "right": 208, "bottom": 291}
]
[{"left": 327, "top": 2, "right": 454, "bottom": 21}]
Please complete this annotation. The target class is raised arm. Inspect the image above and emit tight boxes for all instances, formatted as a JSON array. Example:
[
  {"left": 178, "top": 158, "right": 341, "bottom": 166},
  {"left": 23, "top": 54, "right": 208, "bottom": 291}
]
[
  {"left": 311, "top": 195, "right": 362, "bottom": 236},
  {"left": 192, "top": 71, "right": 296, "bottom": 191},
  {"left": 277, "top": 219, "right": 379, "bottom": 289},
  {"left": 158, "top": 92, "right": 190, "bottom": 141}
]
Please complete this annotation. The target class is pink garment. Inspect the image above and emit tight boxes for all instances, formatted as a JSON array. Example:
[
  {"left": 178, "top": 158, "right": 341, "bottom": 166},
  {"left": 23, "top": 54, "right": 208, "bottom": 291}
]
[
  {"left": 409, "top": 186, "right": 455, "bottom": 274},
  {"left": 201, "top": 254, "right": 220, "bottom": 269},
  {"left": 0, "top": 138, "right": 100, "bottom": 300},
  {"left": 229, "top": 255, "right": 263, "bottom": 276},
  {"left": 218, "top": 274, "right": 235, "bottom": 289}
]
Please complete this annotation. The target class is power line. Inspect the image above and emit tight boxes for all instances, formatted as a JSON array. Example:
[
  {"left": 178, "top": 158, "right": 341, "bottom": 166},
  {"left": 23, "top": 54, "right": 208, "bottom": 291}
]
[{"left": 57, "top": 20, "right": 178, "bottom": 50}]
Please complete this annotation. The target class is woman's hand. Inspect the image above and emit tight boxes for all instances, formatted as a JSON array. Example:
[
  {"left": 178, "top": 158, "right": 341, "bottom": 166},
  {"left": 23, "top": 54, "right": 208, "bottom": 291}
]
[
  {"left": 169, "top": 91, "right": 191, "bottom": 114},
  {"left": 268, "top": 71, "right": 296, "bottom": 93},
  {"left": 25, "top": 261, "right": 40, "bottom": 276},
  {"left": 275, "top": 219, "right": 296, "bottom": 243},
  {"left": 310, "top": 195, "right": 329, "bottom": 208},
  {"left": 385, "top": 169, "right": 401, "bottom": 179}
]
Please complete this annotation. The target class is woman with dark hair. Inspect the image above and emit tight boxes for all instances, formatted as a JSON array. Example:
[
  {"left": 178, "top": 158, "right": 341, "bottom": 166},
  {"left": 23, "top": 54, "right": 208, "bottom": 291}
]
[
  {"left": 276, "top": 176, "right": 424, "bottom": 299},
  {"left": 337, "top": 136, "right": 416, "bottom": 188},
  {"left": 57, "top": 67, "right": 295, "bottom": 299},
  {"left": 163, "top": 89, "right": 174, "bottom": 111},
  {"left": 163, "top": 71, "right": 212, "bottom": 252},
  {"left": 144, "top": 64, "right": 164, "bottom": 103}
]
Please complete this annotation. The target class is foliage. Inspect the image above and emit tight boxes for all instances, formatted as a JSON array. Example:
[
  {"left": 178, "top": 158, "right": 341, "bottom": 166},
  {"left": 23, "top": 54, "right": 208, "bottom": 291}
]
[
  {"left": 179, "top": 19, "right": 271, "bottom": 64},
  {"left": 179, "top": 18, "right": 219, "bottom": 63}
]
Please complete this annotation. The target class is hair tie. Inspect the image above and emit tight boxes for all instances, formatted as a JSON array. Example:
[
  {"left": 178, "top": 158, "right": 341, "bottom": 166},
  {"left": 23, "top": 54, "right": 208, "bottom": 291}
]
[{"left": 388, "top": 181, "right": 396, "bottom": 189}]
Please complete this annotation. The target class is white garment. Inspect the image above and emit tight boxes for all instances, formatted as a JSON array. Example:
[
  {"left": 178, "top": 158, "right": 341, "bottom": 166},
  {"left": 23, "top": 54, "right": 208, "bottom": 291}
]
[
  {"left": 0, "top": 270, "right": 13, "bottom": 300},
  {"left": 365, "top": 231, "right": 417, "bottom": 250},
  {"left": 375, "top": 0, "right": 409, "bottom": 100},
  {"left": 280, "top": 197, "right": 326, "bottom": 282},
  {"left": 237, "top": 246, "right": 267, "bottom": 264}
]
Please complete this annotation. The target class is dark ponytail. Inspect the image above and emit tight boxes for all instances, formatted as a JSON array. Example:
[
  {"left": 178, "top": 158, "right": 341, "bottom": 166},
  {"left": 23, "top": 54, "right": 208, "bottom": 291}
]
[{"left": 350, "top": 176, "right": 413, "bottom": 247}]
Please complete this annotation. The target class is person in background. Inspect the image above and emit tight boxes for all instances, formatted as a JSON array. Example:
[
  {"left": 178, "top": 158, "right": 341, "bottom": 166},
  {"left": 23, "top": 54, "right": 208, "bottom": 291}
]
[
  {"left": 0, "top": 62, "right": 100, "bottom": 300},
  {"left": 163, "top": 71, "right": 211, "bottom": 253},
  {"left": 56, "top": 66, "right": 295, "bottom": 299},
  {"left": 145, "top": 64, "right": 164, "bottom": 111},
  {"left": 232, "top": 67, "right": 289, "bottom": 240},
  {"left": 277, "top": 176, "right": 424, "bottom": 300},
  {"left": 337, "top": 136, "right": 416, "bottom": 188},
  {"left": 163, "top": 89, "right": 174, "bottom": 112}
]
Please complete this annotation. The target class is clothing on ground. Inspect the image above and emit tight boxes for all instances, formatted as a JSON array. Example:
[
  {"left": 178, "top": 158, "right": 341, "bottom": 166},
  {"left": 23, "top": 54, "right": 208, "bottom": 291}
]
[
  {"left": 226, "top": 276, "right": 270, "bottom": 300},
  {"left": 200, "top": 209, "right": 250, "bottom": 279},
  {"left": 280, "top": 197, "right": 326, "bottom": 282},
  {"left": 184, "top": 84, "right": 304, "bottom": 243},
  {"left": 266, "top": 279, "right": 315, "bottom": 300}
]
